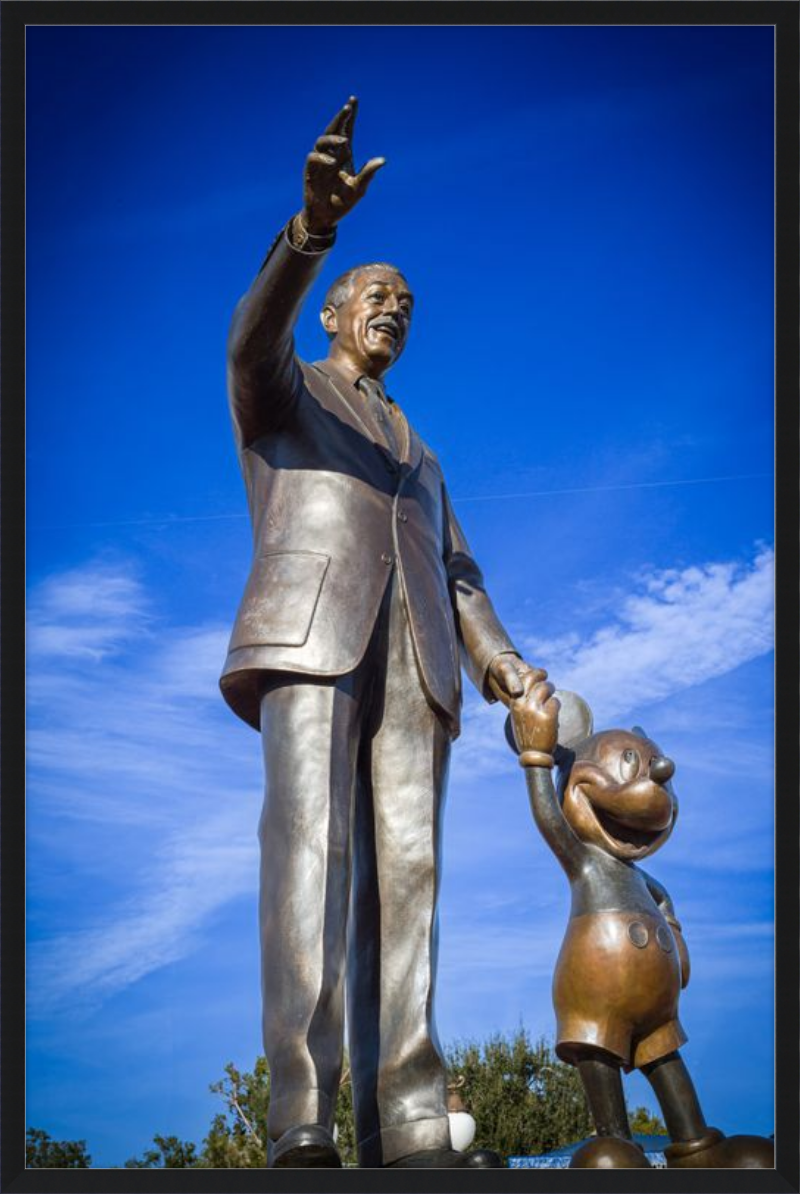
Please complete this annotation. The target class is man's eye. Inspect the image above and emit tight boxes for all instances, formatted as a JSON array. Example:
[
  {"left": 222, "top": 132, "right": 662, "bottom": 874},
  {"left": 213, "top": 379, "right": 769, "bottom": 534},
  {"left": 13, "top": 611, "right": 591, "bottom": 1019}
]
[
  {"left": 368, "top": 293, "right": 384, "bottom": 303},
  {"left": 400, "top": 304, "right": 412, "bottom": 316}
]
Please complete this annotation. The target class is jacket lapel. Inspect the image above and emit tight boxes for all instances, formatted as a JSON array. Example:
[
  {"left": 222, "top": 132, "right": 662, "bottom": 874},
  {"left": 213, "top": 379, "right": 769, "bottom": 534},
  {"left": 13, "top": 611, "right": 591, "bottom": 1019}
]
[
  {"left": 397, "top": 412, "right": 423, "bottom": 474},
  {"left": 309, "top": 359, "right": 423, "bottom": 474},
  {"left": 307, "top": 359, "right": 375, "bottom": 443}
]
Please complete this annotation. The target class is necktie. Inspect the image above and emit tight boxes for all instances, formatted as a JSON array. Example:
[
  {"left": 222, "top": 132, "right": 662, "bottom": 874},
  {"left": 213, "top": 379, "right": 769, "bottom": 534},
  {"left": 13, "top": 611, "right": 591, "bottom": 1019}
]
[{"left": 357, "top": 375, "right": 401, "bottom": 459}]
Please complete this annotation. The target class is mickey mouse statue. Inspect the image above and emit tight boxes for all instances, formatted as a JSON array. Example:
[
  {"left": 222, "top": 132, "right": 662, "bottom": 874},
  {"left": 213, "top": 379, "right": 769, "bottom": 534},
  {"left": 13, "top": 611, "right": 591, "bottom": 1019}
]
[{"left": 506, "top": 675, "right": 774, "bottom": 1169}]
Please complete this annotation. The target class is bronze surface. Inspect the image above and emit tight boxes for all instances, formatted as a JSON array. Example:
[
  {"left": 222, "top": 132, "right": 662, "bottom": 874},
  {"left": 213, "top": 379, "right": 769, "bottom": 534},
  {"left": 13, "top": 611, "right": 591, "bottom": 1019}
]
[
  {"left": 553, "top": 909, "right": 686, "bottom": 1069},
  {"left": 509, "top": 679, "right": 772, "bottom": 1168},
  {"left": 223, "top": 98, "right": 541, "bottom": 1167}
]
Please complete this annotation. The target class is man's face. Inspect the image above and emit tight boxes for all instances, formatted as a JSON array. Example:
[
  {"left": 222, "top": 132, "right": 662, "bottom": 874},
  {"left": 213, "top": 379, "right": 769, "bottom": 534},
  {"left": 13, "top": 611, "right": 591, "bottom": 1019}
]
[{"left": 323, "top": 269, "right": 414, "bottom": 378}]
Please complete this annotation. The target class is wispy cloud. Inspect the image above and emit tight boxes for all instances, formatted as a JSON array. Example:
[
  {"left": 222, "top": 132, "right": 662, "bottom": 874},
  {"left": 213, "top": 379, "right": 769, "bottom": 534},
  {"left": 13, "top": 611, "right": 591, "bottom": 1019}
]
[
  {"left": 27, "top": 562, "right": 152, "bottom": 662},
  {"left": 519, "top": 545, "right": 773, "bottom": 724},
  {"left": 29, "top": 816, "right": 258, "bottom": 1011},
  {"left": 27, "top": 548, "right": 773, "bottom": 1019},
  {"left": 26, "top": 561, "right": 263, "bottom": 1016},
  {"left": 451, "top": 545, "right": 773, "bottom": 787}
]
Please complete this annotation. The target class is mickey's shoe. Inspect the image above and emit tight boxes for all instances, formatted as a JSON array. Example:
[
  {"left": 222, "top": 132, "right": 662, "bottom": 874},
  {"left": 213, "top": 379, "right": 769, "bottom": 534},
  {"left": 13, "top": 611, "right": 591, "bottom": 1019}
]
[
  {"left": 665, "top": 1128, "right": 773, "bottom": 1169},
  {"left": 569, "top": 1137, "right": 652, "bottom": 1168}
]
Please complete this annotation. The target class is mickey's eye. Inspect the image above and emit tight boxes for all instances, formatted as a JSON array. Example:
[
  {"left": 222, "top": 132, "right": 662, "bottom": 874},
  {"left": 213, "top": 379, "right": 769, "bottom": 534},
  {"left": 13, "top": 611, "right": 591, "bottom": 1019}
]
[{"left": 620, "top": 748, "right": 640, "bottom": 781}]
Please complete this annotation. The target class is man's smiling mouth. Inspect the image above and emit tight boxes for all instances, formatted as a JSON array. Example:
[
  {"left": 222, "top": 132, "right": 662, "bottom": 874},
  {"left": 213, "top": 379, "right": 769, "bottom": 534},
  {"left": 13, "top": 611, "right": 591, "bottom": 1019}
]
[{"left": 369, "top": 319, "right": 400, "bottom": 341}]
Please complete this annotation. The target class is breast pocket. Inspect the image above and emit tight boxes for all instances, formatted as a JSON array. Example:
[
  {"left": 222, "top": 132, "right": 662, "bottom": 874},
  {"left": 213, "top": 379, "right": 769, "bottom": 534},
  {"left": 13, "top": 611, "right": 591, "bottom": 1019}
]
[{"left": 230, "top": 550, "right": 330, "bottom": 649}]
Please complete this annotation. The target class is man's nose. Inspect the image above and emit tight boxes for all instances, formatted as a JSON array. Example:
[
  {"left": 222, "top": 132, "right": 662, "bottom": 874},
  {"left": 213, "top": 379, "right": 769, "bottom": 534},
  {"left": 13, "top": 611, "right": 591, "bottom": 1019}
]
[
  {"left": 649, "top": 756, "right": 675, "bottom": 783},
  {"left": 382, "top": 294, "right": 401, "bottom": 314}
]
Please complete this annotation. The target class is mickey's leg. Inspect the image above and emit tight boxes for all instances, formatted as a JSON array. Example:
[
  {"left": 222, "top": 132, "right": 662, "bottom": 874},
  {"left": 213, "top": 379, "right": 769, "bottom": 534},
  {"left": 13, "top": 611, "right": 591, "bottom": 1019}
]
[
  {"left": 641, "top": 1051, "right": 706, "bottom": 1141},
  {"left": 569, "top": 1052, "right": 651, "bottom": 1168},
  {"left": 643, "top": 1051, "right": 773, "bottom": 1169},
  {"left": 578, "top": 1054, "right": 631, "bottom": 1138}
]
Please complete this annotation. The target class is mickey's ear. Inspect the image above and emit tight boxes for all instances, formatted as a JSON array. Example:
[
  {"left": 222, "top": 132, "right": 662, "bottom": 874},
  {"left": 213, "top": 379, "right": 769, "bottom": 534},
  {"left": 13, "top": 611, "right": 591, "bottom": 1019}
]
[
  {"left": 556, "top": 690, "right": 594, "bottom": 749},
  {"left": 631, "top": 725, "right": 648, "bottom": 740},
  {"left": 504, "top": 713, "right": 519, "bottom": 754}
]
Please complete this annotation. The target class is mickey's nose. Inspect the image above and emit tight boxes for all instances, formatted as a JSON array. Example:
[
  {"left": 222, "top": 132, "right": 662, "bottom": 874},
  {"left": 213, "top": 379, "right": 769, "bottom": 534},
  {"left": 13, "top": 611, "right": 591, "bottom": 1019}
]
[{"left": 650, "top": 755, "right": 675, "bottom": 783}]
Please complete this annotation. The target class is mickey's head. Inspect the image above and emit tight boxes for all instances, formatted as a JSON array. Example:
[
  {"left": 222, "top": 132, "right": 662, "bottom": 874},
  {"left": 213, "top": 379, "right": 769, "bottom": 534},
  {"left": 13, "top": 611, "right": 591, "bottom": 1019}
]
[
  {"left": 505, "top": 692, "right": 678, "bottom": 861},
  {"left": 557, "top": 727, "right": 678, "bottom": 861}
]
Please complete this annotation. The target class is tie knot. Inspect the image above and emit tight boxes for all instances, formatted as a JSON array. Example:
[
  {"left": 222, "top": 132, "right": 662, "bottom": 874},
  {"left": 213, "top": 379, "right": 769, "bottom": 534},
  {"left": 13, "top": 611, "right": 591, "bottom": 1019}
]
[{"left": 357, "top": 376, "right": 388, "bottom": 404}]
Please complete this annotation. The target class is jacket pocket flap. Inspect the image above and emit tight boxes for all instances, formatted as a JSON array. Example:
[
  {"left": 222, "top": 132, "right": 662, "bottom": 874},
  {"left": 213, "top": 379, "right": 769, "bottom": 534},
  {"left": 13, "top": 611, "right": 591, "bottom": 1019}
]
[{"left": 231, "top": 550, "right": 330, "bottom": 649}]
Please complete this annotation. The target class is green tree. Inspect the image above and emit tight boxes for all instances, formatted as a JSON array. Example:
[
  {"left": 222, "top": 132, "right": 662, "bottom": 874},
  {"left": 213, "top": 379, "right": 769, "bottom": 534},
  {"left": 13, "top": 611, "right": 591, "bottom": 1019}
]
[
  {"left": 26, "top": 1128, "right": 91, "bottom": 1168},
  {"left": 445, "top": 1028, "right": 593, "bottom": 1162},
  {"left": 198, "top": 1057, "right": 269, "bottom": 1167},
  {"left": 194, "top": 1055, "right": 357, "bottom": 1167},
  {"left": 124, "top": 1134, "right": 198, "bottom": 1168},
  {"left": 33, "top": 1031, "right": 658, "bottom": 1168},
  {"left": 629, "top": 1105, "right": 667, "bottom": 1135},
  {"left": 332, "top": 1066, "right": 357, "bottom": 1167}
]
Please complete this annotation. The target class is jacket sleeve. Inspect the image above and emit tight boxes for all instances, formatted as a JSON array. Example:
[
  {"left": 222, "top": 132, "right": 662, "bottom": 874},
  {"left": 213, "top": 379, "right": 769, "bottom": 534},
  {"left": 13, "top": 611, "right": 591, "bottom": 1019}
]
[
  {"left": 442, "top": 485, "right": 519, "bottom": 701},
  {"left": 227, "top": 221, "right": 334, "bottom": 449}
]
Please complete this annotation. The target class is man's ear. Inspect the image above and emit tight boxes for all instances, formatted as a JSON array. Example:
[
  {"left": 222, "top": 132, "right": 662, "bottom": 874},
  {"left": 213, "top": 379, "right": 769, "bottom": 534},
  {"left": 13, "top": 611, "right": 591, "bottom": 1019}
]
[{"left": 320, "top": 305, "right": 338, "bottom": 337}]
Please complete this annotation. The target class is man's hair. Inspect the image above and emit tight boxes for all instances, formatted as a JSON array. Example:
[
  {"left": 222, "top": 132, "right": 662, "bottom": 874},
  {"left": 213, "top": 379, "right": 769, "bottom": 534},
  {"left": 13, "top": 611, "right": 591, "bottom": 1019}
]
[{"left": 322, "top": 263, "right": 410, "bottom": 339}]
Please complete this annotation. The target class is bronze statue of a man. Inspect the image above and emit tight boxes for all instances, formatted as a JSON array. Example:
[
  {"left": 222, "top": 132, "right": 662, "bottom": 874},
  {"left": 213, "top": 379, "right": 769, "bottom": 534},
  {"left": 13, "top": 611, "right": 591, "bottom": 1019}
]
[{"left": 220, "top": 97, "right": 542, "bottom": 1169}]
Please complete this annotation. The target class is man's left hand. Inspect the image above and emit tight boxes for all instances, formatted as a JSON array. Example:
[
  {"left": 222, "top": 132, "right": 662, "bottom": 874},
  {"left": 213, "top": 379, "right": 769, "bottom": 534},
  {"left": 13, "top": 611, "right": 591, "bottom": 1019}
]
[{"left": 487, "top": 654, "right": 547, "bottom": 706}]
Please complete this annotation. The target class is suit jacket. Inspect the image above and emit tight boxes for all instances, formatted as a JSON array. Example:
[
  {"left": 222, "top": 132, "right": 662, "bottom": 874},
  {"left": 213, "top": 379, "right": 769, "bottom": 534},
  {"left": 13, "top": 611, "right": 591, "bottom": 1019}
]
[{"left": 219, "top": 224, "right": 517, "bottom": 735}]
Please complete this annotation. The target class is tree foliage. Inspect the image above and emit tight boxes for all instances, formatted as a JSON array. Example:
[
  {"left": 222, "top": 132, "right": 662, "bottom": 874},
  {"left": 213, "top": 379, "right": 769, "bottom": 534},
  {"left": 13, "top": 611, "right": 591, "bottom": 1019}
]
[
  {"left": 28, "top": 1029, "right": 668, "bottom": 1168},
  {"left": 194, "top": 1055, "right": 357, "bottom": 1168},
  {"left": 445, "top": 1029, "right": 593, "bottom": 1161},
  {"left": 629, "top": 1105, "right": 667, "bottom": 1135},
  {"left": 26, "top": 1128, "right": 91, "bottom": 1168},
  {"left": 124, "top": 1134, "right": 198, "bottom": 1168}
]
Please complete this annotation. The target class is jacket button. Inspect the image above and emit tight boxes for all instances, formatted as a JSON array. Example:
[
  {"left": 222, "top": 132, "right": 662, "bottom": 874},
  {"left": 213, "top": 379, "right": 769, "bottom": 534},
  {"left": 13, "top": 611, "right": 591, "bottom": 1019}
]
[
  {"left": 398, "top": 510, "right": 408, "bottom": 522},
  {"left": 381, "top": 552, "right": 393, "bottom": 565}
]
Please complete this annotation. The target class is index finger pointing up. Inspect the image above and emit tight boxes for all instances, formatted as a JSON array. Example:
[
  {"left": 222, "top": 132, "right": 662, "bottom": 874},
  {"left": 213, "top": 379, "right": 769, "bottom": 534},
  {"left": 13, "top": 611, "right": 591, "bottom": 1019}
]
[{"left": 324, "top": 96, "right": 358, "bottom": 137}]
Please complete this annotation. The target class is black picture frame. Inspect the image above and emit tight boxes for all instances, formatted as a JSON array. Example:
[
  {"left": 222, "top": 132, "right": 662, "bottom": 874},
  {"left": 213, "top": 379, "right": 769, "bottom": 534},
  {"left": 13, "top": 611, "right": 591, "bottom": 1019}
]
[{"left": 3, "top": 3, "right": 797, "bottom": 1192}]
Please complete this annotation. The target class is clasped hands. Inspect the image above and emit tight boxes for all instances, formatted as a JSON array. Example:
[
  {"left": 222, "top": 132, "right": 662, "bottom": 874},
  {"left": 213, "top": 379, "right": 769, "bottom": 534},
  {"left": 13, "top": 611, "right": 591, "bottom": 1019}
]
[
  {"left": 496, "top": 662, "right": 560, "bottom": 766},
  {"left": 488, "top": 655, "right": 549, "bottom": 709}
]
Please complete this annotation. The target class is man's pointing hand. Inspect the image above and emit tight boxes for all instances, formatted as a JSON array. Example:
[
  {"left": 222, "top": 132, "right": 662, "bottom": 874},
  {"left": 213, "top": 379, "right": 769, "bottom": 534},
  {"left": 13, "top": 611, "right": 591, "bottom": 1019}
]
[{"left": 300, "top": 97, "right": 385, "bottom": 237}]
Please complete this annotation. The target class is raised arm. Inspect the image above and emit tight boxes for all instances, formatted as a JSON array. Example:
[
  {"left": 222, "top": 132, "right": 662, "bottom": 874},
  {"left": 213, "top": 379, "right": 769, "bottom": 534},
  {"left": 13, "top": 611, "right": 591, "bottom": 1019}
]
[
  {"left": 442, "top": 486, "right": 544, "bottom": 702},
  {"left": 510, "top": 677, "right": 586, "bottom": 877},
  {"left": 228, "top": 98, "right": 385, "bottom": 448}
]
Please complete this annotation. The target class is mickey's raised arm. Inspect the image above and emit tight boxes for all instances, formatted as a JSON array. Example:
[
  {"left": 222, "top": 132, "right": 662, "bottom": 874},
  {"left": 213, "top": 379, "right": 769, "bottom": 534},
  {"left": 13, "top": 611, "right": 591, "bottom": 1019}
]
[{"left": 509, "top": 679, "right": 585, "bottom": 877}]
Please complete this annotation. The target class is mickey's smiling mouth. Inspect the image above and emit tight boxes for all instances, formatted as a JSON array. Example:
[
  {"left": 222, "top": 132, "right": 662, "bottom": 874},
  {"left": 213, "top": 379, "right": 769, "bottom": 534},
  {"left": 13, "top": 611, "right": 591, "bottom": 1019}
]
[
  {"left": 592, "top": 807, "right": 664, "bottom": 850},
  {"left": 565, "top": 766, "right": 676, "bottom": 861}
]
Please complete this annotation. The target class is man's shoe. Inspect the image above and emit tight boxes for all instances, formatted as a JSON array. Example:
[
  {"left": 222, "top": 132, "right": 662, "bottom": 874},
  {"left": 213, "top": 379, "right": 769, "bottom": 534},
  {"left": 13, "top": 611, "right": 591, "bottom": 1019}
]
[
  {"left": 268, "top": 1124, "right": 342, "bottom": 1168},
  {"left": 463, "top": 1148, "right": 504, "bottom": 1167},
  {"left": 387, "top": 1147, "right": 502, "bottom": 1168}
]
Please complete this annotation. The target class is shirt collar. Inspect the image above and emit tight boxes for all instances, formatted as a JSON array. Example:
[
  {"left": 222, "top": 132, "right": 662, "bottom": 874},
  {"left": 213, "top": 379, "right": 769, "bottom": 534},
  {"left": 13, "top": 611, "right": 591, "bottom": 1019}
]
[{"left": 320, "top": 356, "right": 392, "bottom": 402}]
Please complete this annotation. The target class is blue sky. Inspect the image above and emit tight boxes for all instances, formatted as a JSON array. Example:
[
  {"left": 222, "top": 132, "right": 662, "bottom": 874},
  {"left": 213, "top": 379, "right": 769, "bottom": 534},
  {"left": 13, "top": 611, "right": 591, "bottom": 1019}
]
[{"left": 26, "top": 24, "right": 775, "bottom": 1166}]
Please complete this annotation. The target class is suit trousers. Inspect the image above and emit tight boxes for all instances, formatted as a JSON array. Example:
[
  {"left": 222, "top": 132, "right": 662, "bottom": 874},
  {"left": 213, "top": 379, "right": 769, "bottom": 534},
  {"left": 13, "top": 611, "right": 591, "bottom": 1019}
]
[{"left": 258, "top": 573, "right": 453, "bottom": 1166}]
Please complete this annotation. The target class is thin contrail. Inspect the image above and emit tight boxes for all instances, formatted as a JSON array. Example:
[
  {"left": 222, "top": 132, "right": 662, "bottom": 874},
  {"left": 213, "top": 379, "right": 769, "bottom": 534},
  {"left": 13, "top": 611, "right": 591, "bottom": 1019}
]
[
  {"left": 29, "top": 472, "right": 772, "bottom": 531},
  {"left": 452, "top": 471, "right": 773, "bottom": 504}
]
